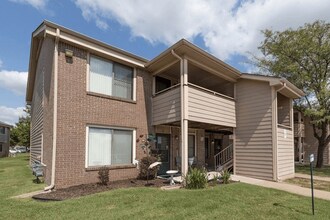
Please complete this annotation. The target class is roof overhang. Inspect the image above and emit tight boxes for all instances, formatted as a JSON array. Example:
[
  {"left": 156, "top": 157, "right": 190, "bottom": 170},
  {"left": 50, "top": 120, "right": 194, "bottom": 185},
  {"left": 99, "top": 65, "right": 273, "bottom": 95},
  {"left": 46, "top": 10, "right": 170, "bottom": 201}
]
[
  {"left": 26, "top": 20, "right": 148, "bottom": 103},
  {"left": 145, "top": 39, "right": 241, "bottom": 82},
  {"left": 0, "top": 121, "right": 13, "bottom": 128},
  {"left": 241, "top": 74, "right": 305, "bottom": 99}
]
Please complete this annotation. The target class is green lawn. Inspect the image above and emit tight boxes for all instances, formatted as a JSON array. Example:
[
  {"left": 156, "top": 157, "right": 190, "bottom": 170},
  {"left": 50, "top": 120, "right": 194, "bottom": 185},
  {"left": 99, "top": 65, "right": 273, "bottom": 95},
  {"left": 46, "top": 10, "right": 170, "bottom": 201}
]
[
  {"left": 1, "top": 155, "right": 330, "bottom": 219},
  {"left": 286, "top": 177, "right": 330, "bottom": 192},
  {"left": 295, "top": 164, "right": 330, "bottom": 177}
]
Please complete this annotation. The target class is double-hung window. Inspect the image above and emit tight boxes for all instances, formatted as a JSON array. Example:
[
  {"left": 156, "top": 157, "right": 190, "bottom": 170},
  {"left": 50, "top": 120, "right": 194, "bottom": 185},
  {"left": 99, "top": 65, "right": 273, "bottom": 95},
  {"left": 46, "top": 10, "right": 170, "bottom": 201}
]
[
  {"left": 87, "top": 126, "right": 134, "bottom": 167},
  {"left": 89, "top": 55, "right": 133, "bottom": 100}
]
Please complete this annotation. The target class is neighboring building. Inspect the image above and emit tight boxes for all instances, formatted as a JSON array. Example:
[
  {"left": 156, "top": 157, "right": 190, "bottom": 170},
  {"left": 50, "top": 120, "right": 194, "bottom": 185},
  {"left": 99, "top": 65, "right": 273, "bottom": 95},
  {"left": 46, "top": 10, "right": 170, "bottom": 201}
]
[
  {"left": 26, "top": 21, "right": 304, "bottom": 189},
  {"left": 294, "top": 111, "right": 330, "bottom": 165},
  {"left": 0, "top": 121, "right": 12, "bottom": 158}
]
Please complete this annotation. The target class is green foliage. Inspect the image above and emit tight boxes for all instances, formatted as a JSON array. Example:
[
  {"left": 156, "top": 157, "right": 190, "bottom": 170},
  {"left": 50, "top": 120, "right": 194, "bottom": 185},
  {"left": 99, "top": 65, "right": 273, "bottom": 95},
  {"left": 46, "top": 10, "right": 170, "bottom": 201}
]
[
  {"left": 98, "top": 166, "right": 110, "bottom": 185},
  {"left": 221, "top": 169, "right": 231, "bottom": 184},
  {"left": 10, "top": 106, "right": 31, "bottom": 147},
  {"left": 138, "top": 156, "right": 159, "bottom": 180},
  {"left": 185, "top": 167, "right": 208, "bottom": 189},
  {"left": 3, "top": 155, "right": 330, "bottom": 219},
  {"left": 256, "top": 20, "right": 330, "bottom": 167}
]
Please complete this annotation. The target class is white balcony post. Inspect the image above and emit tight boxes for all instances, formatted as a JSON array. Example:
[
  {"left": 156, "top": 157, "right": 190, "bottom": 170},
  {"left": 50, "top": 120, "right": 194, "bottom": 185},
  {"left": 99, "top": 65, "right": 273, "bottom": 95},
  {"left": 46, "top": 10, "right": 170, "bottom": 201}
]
[
  {"left": 181, "top": 57, "right": 189, "bottom": 176},
  {"left": 298, "top": 111, "right": 303, "bottom": 163}
]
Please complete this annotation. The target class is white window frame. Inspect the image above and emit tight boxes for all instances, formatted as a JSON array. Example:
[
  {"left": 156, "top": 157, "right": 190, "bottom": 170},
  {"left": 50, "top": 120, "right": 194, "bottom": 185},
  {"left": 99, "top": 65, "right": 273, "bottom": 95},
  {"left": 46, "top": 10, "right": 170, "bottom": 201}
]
[
  {"left": 85, "top": 125, "right": 136, "bottom": 168},
  {"left": 87, "top": 54, "right": 136, "bottom": 101}
]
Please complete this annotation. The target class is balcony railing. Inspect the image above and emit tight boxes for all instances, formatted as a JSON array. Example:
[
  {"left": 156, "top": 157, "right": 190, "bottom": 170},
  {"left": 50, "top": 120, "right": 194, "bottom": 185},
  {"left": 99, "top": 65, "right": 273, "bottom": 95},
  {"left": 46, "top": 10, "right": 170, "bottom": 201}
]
[{"left": 152, "top": 83, "right": 236, "bottom": 127}]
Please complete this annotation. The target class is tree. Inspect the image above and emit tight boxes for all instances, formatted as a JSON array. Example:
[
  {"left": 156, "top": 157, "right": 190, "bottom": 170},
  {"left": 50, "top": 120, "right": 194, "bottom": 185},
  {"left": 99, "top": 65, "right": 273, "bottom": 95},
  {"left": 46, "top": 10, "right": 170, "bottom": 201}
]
[
  {"left": 10, "top": 106, "right": 31, "bottom": 148},
  {"left": 255, "top": 20, "right": 330, "bottom": 168}
]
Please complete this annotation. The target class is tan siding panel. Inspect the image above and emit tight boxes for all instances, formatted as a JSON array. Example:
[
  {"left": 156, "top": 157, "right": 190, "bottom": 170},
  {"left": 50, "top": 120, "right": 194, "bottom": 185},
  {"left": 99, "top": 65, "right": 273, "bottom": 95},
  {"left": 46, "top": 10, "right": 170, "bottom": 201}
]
[
  {"left": 152, "top": 87, "right": 181, "bottom": 125},
  {"left": 187, "top": 86, "right": 236, "bottom": 127},
  {"left": 277, "top": 127, "right": 294, "bottom": 179},
  {"left": 235, "top": 79, "right": 274, "bottom": 180}
]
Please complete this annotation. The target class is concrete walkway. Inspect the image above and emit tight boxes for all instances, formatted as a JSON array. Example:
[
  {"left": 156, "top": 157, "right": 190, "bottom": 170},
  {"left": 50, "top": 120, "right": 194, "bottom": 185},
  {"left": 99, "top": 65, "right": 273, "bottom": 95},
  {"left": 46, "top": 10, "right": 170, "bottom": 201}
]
[
  {"left": 295, "top": 173, "right": 330, "bottom": 182},
  {"left": 231, "top": 175, "right": 330, "bottom": 201}
]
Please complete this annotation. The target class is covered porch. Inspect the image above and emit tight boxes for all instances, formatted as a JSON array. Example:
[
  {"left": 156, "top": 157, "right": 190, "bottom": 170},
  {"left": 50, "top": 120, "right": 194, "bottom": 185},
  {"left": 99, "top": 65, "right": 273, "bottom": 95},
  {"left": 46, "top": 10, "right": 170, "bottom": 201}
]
[{"left": 146, "top": 39, "right": 240, "bottom": 176}]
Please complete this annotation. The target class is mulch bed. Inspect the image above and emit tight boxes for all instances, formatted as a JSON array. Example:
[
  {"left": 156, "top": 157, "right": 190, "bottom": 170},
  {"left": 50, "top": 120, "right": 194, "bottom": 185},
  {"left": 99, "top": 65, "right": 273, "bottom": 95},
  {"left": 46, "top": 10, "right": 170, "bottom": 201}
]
[{"left": 32, "top": 178, "right": 169, "bottom": 201}]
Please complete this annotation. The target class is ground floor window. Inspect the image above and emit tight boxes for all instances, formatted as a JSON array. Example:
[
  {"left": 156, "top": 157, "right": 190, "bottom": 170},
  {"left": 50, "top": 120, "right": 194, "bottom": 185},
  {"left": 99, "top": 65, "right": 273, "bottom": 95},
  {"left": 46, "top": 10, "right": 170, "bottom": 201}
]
[
  {"left": 0, "top": 143, "right": 2, "bottom": 152},
  {"left": 188, "top": 134, "right": 195, "bottom": 157},
  {"left": 87, "top": 126, "right": 134, "bottom": 167}
]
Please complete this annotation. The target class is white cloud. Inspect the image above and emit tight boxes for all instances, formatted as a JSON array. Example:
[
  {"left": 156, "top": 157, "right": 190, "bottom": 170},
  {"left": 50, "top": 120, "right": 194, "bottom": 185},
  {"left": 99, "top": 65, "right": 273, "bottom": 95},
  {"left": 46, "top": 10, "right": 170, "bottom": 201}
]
[
  {"left": 74, "top": 0, "right": 330, "bottom": 61},
  {"left": 0, "top": 106, "right": 26, "bottom": 125},
  {"left": 10, "top": 0, "right": 48, "bottom": 10},
  {"left": 0, "top": 70, "right": 28, "bottom": 96}
]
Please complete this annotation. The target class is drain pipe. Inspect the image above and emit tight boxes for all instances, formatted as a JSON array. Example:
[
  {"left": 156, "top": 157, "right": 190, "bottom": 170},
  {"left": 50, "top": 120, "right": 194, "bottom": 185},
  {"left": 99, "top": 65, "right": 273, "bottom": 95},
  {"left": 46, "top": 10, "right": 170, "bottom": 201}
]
[{"left": 44, "top": 28, "right": 60, "bottom": 191}]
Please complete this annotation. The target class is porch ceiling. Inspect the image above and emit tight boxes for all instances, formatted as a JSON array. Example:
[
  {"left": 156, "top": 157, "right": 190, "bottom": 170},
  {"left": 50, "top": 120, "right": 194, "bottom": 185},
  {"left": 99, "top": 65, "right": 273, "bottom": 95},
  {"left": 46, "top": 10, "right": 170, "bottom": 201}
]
[
  {"left": 146, "top": 39, "right": 241, "bottom": 82},
  {"left": 157, "top": 62, "right": 234, "bottom": 94},
  {"left": 163, "top": 120, "right": 234, "bottom": 131}
]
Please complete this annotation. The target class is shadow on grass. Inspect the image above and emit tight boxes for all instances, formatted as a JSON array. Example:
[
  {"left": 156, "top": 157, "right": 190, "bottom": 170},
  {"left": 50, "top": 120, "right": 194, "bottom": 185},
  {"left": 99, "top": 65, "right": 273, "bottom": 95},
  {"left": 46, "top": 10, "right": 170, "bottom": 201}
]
[{"left": 273, "top": 202, "right": 311, "bottom": 215}]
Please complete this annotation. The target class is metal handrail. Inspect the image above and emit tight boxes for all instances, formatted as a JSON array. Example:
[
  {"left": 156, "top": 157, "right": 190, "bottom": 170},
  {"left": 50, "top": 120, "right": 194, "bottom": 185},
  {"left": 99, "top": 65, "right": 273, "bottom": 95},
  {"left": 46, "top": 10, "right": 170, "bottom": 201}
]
[
  {"left": 188, "top": 83, "right": 235, "bottom": 101},
  {"left": 153, "top": 83, "right": 180, "bottom": 96},
  {"left": 214, "top": 144, "right": 233, "bottom": 171}
]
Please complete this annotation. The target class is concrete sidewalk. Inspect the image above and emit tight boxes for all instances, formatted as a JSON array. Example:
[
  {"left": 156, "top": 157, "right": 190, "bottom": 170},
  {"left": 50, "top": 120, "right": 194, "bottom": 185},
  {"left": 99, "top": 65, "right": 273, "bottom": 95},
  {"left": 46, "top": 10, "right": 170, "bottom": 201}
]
[
  {"left": 231, "top": 175, "right": 330, "bottom": 201},
  {"left": 295, "top": 173, "right": 330, "bottom": 182}
]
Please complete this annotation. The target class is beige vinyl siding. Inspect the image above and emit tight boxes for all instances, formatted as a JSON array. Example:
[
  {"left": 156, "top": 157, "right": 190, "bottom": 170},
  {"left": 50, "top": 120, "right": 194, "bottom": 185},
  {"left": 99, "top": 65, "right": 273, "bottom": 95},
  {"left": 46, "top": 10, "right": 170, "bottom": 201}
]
[
  {"left": 235, "top": 79, "right": 273, "bottom": 180},
  {"left": 30, "top": 38, "right": 54, "bottom": 163},
  {"left": 187, "top": 86, "right": 236, "bottom": 127},
  {"left": 152, "top": 86, "right": 181, "bottom": 125},
  {"left": 277, "top": 127, "right": 294, "bottom": 178}
]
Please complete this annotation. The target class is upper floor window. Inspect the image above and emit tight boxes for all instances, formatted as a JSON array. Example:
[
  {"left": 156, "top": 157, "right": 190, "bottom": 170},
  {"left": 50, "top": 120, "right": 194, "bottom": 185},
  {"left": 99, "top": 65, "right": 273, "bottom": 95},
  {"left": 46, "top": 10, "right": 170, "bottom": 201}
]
[
  {"left": 0, "top": 127, "right": 5, "bottom": 135},
  {"left": 89, "top": 55, "right": 133, "bottom": 100}
]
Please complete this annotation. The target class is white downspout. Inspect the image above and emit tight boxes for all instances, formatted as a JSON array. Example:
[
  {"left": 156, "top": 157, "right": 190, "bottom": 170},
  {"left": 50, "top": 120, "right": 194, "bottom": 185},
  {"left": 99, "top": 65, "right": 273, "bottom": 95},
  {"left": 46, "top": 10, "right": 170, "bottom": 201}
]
[{"left": 44, "top": 28, "right": 60, "bottom": 191}]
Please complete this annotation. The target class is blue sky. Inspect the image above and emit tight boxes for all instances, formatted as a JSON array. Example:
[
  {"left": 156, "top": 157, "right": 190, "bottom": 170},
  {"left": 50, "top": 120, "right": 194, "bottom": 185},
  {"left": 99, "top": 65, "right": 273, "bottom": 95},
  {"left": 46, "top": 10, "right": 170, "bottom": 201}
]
[{"left": 0, "top": 0, "right": 329, "bottom": 124}]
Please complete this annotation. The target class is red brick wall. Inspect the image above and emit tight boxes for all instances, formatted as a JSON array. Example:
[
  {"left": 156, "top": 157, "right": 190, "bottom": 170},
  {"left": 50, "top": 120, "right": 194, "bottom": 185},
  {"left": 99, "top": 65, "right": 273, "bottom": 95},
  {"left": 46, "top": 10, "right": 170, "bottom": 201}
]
[{"left": 55, "top": 42, "right": 152, "bottom": 188}]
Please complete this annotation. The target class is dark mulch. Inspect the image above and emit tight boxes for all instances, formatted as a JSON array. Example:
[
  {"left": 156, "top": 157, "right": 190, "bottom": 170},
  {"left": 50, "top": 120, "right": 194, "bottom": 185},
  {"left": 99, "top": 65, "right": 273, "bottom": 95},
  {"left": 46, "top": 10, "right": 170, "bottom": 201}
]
[{"left": 32, "top": 178, "right": 169, "bottom": 201}]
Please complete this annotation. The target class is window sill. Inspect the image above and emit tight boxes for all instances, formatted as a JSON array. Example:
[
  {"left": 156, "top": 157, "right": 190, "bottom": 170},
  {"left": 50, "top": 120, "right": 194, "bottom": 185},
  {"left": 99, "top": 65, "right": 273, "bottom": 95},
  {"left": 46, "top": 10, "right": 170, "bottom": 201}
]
[
  {"left": 85, "top": 164, "right": 137, "bottom": 171},
  {"left": 87, "top": 92, "right": 136, "bottom": 104}
]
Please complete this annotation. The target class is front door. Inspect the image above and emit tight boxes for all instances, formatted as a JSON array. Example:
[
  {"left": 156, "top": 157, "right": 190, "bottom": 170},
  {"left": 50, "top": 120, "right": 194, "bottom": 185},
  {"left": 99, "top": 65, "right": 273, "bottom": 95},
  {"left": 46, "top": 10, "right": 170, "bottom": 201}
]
[{"left": 156, "top": 134, "right": 170, "bottom": 174}]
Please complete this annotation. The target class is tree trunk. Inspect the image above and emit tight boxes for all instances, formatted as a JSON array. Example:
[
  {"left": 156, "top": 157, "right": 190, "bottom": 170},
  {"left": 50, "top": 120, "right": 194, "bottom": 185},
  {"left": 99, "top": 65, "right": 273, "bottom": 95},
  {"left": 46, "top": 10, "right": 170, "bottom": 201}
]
[{"left": 316, "top": 141, "right": 325, "bottom": 168}]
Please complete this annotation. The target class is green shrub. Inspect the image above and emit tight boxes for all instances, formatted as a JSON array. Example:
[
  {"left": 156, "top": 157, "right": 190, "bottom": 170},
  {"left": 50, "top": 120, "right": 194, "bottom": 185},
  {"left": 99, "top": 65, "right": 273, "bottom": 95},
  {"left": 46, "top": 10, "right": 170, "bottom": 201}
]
[
  {"left": 185, "top": 167, "right": 208, "bottom": 189},
  {"left": 98, "top": 166, "right": 110, "bottom": 185},
  {"left": 138, "top": 156, "right": 159, "bottom": 180},
  {"left": 221, "top": 169, "right": 231, "bottom": 184}
]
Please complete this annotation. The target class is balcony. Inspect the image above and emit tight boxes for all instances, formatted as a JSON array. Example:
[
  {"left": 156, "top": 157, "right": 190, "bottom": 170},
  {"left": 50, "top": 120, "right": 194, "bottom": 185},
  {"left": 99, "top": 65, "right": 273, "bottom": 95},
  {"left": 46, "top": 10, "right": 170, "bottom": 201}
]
[
  {"left": 294, "top": 123, "right": 305, "bottom": 137},
  {"left": 152, "top": 83, "right": 236, "bottom": 127}
]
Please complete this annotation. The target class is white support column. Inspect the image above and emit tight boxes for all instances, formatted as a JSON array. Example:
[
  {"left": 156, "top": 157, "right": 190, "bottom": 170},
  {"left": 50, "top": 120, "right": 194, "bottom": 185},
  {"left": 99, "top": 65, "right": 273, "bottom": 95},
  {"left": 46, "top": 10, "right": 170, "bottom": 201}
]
[{"left": 181, "top": 57, "right": 189, "bottom": 176}]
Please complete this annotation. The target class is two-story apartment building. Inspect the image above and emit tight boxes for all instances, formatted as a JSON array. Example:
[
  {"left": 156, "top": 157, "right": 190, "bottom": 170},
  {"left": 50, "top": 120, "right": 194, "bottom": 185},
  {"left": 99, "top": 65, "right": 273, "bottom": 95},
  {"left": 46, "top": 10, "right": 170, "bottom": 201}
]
[
  {"left": 0, "top": 121, "right": 11, "bottom": 158},
  {"left": 27, "top": 21, "right": 304, "bottom": 189},
  {"left": 294, "top": 111, "right": 330, "bottom": 165}
]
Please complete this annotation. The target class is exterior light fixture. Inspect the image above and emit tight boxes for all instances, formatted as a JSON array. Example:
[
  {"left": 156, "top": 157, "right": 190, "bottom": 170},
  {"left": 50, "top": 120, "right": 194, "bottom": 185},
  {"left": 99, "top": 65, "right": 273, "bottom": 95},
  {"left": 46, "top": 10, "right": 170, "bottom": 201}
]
[{"left": 65, "top": 49, "right": 73, "bottom": 58}]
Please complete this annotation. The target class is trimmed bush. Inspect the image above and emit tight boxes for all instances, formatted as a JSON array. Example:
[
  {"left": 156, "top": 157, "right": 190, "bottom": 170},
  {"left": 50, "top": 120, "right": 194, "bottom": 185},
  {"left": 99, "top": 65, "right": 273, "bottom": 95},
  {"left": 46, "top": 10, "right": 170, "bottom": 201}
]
[
  {"left": 138, "top": 156, "right": 159, "bottom": 180},
  {"left": 185, "top": 167, "right": 208, "bottom": 189},
  {"left": 98, "top": 166, "right": 110, "bottom": 185}
]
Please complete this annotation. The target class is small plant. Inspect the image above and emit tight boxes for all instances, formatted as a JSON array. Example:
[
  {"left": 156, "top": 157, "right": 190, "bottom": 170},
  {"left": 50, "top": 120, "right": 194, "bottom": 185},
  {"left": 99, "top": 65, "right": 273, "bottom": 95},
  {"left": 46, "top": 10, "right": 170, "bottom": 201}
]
[
  {"left": 209, "top": 173, "right": 220, "bottom": 186},
  {"left": 98, "top": 166, "right": 110, "bottom": 185},
  {"left": 221, "top": 169, "right": 231, "bottom": 184},
  {"left": 138, "top": 156, "right": 159, "bottom": 180},
  {"left": 185, "top": 167, "right": 208, "bottom": 189}
]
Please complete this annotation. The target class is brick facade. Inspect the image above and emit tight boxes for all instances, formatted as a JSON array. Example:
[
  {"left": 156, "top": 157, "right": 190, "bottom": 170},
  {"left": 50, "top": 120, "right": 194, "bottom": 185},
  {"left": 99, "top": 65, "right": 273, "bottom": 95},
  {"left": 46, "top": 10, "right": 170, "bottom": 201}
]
[{"left": 53, "top": 42, "right": 152, "bottom": 188}]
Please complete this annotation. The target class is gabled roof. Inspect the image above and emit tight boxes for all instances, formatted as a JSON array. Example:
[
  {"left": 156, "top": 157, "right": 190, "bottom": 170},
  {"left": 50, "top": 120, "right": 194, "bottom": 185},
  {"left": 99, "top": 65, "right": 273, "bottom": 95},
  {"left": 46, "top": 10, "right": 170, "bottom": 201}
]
[
  {"left": 0, "top": 121, "right": 13, "bottom": 128},
  {"left": 241, "top": 73, "right": 305, "bottom": 99},
  {"left": 146, "top": 39, "right": 241, "bottom": 82},
  {"left": 26, "top": 20, "right": 148, "bottom": 102}
]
